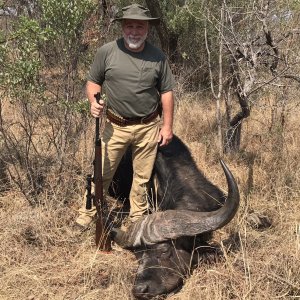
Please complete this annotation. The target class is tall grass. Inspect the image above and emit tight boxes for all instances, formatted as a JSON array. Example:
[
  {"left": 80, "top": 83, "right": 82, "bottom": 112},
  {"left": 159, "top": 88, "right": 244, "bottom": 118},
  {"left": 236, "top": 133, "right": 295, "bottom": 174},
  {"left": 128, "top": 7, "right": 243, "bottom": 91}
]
[{"left": 0, "top": 95, "right": 299, "bottom": 299}]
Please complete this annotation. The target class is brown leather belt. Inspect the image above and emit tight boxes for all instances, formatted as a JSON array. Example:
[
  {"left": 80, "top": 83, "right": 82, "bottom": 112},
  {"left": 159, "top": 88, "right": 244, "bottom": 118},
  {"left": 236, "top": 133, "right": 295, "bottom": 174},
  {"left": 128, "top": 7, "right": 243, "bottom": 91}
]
[{"left": 107, "top": 108, "right": 159, "bottom": 126}]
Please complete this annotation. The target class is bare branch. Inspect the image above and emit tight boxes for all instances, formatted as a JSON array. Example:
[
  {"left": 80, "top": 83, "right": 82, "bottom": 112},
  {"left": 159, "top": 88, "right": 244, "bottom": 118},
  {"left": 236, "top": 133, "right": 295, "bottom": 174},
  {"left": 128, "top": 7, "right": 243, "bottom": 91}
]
[{"left": 204, "top": 19, "right": 217, "bottom": 99}]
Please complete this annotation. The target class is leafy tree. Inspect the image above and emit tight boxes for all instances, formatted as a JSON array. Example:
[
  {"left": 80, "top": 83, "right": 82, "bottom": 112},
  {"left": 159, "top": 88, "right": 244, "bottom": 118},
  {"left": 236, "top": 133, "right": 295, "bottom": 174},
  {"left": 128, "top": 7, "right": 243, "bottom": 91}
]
[{"left": 0, "top": 0, "right": 94, "bottom": 204}]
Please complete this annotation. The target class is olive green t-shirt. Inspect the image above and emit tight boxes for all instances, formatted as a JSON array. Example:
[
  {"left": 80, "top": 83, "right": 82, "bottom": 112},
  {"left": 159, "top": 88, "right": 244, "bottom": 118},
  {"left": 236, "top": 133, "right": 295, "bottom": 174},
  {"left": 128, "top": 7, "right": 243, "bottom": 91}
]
[{"left": 87, "top": 38, "right": 175, "bottom": 118}]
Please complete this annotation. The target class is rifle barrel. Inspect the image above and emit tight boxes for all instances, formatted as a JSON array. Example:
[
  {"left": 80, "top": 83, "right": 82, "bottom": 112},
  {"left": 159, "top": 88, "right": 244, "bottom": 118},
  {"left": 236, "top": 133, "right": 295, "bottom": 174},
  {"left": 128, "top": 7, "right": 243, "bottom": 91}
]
[{"left": 93, "top": 92, "right": 111, "bottom": 251}]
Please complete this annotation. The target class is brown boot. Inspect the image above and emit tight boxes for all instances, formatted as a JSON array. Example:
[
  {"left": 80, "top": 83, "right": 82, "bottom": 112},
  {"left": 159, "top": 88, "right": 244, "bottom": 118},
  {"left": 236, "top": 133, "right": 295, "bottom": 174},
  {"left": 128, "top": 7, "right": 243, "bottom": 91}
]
[{"left": 75, "top": 206, "right": 97, "bottom": 229}]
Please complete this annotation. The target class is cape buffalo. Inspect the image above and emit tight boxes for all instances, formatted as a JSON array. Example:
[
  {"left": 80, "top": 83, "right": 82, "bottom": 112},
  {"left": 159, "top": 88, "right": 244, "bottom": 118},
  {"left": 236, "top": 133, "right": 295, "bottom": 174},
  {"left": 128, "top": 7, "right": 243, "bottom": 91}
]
[{"left": 110, "top": 135, "right": 240, "bottom": 299}]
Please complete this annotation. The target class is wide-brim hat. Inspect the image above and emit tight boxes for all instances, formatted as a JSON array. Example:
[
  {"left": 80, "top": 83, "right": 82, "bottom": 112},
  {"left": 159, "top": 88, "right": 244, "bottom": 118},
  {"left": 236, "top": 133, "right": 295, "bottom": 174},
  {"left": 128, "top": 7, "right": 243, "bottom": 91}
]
[{"left": 113, "top": 3, "right": 160, "bottom": 25}]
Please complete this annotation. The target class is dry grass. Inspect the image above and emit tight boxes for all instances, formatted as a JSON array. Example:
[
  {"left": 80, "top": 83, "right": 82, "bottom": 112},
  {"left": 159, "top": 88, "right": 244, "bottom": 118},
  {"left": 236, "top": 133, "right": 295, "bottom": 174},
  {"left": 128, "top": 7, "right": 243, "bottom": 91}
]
[{"left": 0, "top": 94, "right": 300, "bottom": 299}]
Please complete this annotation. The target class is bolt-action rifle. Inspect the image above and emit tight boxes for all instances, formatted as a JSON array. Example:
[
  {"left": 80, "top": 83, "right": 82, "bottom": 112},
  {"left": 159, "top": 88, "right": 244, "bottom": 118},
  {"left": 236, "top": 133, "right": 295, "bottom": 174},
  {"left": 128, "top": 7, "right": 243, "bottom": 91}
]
[{"left": 85, "top": 92, "right": 111, "bottom": 251}]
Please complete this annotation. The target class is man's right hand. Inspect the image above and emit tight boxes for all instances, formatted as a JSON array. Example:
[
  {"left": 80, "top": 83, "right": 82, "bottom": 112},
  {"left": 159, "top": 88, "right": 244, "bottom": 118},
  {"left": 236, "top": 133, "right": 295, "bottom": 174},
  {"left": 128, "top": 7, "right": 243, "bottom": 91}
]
[
  {"left": 86, "top": 81, "right": 103, "bottom": 118},
  {"left": 90, "top": 99, "right": 105, "bottom": 118}
]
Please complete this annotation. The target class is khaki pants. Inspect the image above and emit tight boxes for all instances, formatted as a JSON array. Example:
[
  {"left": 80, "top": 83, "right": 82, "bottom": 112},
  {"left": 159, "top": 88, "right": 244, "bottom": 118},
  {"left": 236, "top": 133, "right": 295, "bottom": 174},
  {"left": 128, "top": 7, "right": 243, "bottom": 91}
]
[{"left": 76, "top": 117, "right": 160, "bottom": 226}]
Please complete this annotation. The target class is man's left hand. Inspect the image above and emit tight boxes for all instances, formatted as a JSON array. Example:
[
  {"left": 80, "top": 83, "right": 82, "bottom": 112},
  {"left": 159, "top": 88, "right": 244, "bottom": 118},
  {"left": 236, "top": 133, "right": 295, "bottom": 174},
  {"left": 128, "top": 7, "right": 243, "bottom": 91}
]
[{"left": 158, "top": 126, "right": 173, "bottom": 146}]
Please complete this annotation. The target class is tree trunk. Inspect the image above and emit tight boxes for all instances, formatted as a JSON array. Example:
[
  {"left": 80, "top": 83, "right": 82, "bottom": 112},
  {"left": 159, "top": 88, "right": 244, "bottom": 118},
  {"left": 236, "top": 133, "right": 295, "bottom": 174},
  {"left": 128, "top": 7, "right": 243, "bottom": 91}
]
[{"left": 223, "top": 57, "right": 251, "bottom": 153}]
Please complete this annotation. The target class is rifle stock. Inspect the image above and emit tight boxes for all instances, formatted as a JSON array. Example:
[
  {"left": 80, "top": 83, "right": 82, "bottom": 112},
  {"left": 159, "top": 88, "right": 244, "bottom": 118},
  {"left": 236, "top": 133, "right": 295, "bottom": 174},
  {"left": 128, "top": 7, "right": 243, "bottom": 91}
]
[{"left": 89, "top": 92, "right": 111, "bottom": 251}]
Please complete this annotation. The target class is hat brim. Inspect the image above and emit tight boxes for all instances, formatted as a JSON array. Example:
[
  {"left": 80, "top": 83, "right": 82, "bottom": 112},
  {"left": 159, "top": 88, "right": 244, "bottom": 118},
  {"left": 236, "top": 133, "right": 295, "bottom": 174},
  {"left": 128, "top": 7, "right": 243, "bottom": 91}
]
[{"left": 113, "top": 15, "right": 160, "bottom": 25}]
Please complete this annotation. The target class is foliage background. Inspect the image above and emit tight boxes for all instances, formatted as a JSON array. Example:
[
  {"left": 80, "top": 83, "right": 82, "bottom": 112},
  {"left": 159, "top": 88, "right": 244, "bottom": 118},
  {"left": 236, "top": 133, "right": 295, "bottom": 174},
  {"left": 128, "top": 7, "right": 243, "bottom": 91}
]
[{"left": 0, "top": 0, "right": 299, "bottom": 299}]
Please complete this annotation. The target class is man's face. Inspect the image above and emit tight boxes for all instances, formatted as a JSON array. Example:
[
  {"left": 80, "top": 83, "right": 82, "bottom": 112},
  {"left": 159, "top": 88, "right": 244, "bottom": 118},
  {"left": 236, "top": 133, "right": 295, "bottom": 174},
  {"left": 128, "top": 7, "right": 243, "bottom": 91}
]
[{"left": 122, "top": 19, "right": 149, "bottom": 52}]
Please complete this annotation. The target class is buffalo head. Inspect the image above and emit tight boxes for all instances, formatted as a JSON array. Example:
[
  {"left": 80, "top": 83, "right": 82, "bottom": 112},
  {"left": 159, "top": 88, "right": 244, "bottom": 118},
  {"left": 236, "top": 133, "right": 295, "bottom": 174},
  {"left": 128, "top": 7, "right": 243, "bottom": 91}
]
[
  {"left": 111, "top": 159, "right": 239, "bottom": 299},
  {"left": 132, "top": 240, "right": 191, "bottom": 299}
]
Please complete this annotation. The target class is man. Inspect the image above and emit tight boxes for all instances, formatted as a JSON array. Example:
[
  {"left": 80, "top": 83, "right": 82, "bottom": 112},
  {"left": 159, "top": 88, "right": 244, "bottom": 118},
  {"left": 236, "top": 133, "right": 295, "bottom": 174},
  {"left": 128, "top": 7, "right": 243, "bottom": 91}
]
[{"left": 76, "top": 3, "right": 175, "bottom": 230}]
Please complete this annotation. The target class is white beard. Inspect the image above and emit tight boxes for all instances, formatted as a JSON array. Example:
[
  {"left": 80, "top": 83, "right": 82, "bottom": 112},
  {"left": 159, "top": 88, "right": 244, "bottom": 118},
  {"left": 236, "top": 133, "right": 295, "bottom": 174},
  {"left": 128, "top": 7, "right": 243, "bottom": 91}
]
[{"left": 124, "top": 33, "right": 147, "bottom": 50}]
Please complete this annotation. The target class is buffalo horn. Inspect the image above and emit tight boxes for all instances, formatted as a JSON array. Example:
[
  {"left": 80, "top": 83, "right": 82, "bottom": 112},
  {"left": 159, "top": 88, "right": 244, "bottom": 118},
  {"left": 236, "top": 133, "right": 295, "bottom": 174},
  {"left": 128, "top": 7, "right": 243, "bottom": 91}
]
[{"left": 111, "top": 160, "right": 239, "bottom": 248}]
